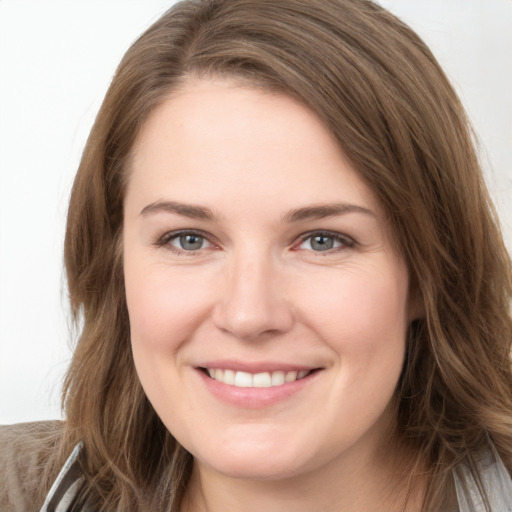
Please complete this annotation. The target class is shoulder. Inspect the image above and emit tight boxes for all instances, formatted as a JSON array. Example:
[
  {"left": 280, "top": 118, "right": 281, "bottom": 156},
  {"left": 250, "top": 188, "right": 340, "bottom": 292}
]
[
  {"left": 454, "top": 445, "right": 512, "bottom": 511},
  {"left": 0, "top": 421, "right": 63, "bottom": 512}
]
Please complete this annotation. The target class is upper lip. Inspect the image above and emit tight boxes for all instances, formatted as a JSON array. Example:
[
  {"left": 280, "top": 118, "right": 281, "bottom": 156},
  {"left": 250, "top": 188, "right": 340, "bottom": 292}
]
[{"left": 196, "top": 360, "right": 321, "bottom": 373}]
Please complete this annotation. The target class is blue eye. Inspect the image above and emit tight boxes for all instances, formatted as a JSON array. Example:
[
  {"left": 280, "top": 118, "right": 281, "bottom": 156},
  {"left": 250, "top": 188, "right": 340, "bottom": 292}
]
[
  {"left": 154, "top": 231, "right": 213, "bottom": 253},
  {"left": 170, "top": 233, "right": 211, "bottom": 251},
  {"left": 298, "top": 232, "right": 353, "bottom": 252}
]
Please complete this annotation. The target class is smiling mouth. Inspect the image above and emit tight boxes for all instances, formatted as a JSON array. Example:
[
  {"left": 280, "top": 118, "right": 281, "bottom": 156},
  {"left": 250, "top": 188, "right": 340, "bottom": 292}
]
[{"left": 202, "top": 368, "right": 317, "bottom": 388}]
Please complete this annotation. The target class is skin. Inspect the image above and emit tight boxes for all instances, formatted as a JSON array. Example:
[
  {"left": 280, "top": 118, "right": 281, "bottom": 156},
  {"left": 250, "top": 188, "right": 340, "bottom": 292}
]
[{"left": 123, "top": 78, "right": 421, "bottom": 511}]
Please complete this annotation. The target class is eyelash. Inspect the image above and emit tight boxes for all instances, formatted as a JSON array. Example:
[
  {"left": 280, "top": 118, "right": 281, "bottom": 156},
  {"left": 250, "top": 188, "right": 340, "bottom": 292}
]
[
  {"left": 154, "top": 229, "right": 356, "bottom": 256},
  {"left": 154, "top": 229, "right": 215, "bottom": 256},
  {"left": 295, "top": 230, "right": 356, "bottom": 254}
]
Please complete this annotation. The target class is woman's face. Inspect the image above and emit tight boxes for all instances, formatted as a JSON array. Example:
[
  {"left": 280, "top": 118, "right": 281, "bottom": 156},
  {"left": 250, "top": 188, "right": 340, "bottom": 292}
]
[{"left": 123, "top": 78, "right": 413, "bottom": 481}]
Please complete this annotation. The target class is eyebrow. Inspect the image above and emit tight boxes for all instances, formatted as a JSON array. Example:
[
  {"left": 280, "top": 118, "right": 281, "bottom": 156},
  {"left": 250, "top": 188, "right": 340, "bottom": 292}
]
[
  {"left": 283, "top": 203, "right": 375, "bottom": 223},
  {"left": 140, "top": 201, "right": 216, "bottom": 220},
  {"left": 140, "top": 200, "right": 374, "bottom": 222}
]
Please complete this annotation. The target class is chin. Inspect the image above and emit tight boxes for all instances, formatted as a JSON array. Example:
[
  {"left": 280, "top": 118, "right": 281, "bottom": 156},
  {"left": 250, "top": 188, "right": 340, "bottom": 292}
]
[
  {"left": 186, "top": 430, "right": 324, "bottom": 482},
  {"left": 201, "top": 453, "right": 309, "bottom": 481}
]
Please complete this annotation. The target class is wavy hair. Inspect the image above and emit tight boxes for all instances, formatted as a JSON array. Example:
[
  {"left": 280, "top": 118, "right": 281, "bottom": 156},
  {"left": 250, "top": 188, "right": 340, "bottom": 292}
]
[{"left": 44, "top": 0, "right": 512, "bottom": 510}]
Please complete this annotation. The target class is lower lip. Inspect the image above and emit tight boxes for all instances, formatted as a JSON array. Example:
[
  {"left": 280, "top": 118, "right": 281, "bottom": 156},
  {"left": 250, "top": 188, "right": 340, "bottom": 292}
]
[{"left": 196, "top": 369, "right": 319, "bottom": 408}]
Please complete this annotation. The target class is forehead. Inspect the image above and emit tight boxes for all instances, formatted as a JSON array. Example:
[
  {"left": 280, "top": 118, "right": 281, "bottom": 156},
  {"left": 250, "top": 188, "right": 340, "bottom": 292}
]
[
  {"left": 131, "top": 77, "right": 342, "bottom": 169},
  {"left": 126, "top": 77, "right": 380, "bottom": 219}
]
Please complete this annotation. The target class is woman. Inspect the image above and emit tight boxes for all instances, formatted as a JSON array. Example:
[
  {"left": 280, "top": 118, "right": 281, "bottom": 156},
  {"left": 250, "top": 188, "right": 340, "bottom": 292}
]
[{"left": 1, "top": 0, "right": 511, "bottom": 510}]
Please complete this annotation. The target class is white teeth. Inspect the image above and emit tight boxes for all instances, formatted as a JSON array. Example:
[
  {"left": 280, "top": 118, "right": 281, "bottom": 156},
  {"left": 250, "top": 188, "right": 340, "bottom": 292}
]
[
  {"left": 234, "top": 371, "right": 252, "bottom": 387},
  {"left": 285, "top": 371, "right": 298, "bottom": 383},
  {"left": 253, "top": 372, "right": 272, "bottom": 387},
  {"left": 206, "top": 368, "right": 311, "bottom": 387},
  {"left": 223, "top": 369, "right": 236, "bottom": 385},
  {"left": 271, "top": 371, "right": 285, "bottom": 386}
]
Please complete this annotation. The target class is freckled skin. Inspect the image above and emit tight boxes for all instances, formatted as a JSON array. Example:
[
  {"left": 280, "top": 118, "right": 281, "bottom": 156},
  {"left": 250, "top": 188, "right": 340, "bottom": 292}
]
[{"left": 123, "top": 78, "right": 413, "bottom": 509}]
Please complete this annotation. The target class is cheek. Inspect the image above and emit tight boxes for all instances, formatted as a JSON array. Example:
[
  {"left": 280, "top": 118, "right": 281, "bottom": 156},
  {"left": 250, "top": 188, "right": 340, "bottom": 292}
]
[
  {"left": 296, "top": 266, "right": 409, "bottom": 363},
  {"left": 124, "top": 260, "right": 216, "bottom": 418},
  {"left": 125, "top": 261, "right": 214, "bottom": 353}
]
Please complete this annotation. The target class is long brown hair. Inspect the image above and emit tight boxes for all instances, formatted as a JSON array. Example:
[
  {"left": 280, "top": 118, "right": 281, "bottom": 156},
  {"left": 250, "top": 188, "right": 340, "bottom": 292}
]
[{"left": 48, "top": 0, "right": 512, "bottom": 509}]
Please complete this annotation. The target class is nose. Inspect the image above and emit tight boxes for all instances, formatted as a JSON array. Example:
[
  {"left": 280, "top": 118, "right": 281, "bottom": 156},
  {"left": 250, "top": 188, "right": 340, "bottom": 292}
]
[{"left": 212, "top": 250, "right": 295, "bottom": 341}]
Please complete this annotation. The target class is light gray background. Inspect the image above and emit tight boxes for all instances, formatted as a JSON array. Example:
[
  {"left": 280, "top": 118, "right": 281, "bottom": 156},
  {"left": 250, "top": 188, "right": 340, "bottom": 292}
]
[{"left": 1, "top": 0, "right": 511, "bottom": 424}]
